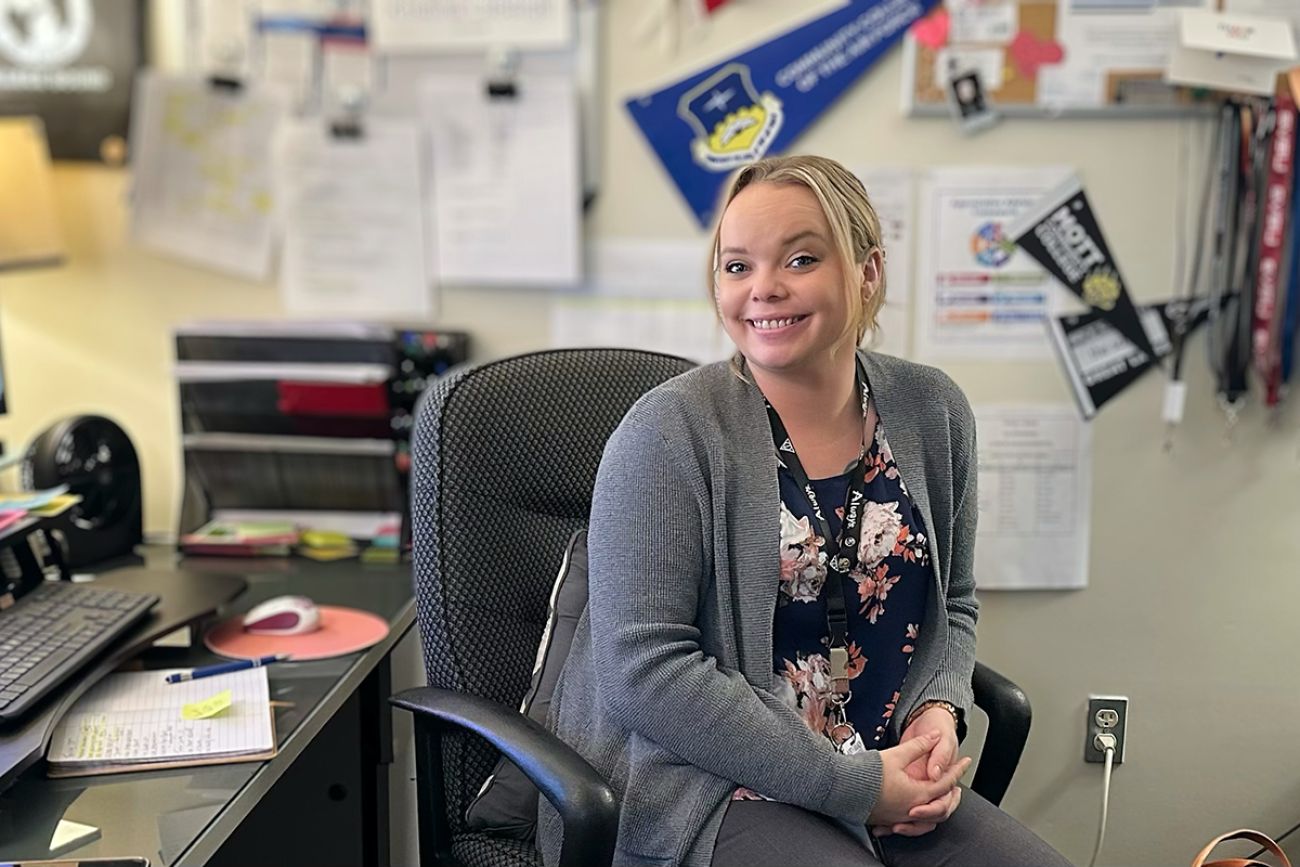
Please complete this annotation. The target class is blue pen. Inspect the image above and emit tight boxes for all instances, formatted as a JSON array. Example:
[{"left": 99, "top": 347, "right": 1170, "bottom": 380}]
[{"left": 165, "top": 654, "right": 291, "bottom": 684}]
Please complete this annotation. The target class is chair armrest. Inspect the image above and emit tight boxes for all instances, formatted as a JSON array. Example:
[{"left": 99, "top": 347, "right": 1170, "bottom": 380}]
[
  {"left": 391, "top": 686, "right": 618, "bottom": 867},
  {"left": 970, "top": 661, "right": 1032, "bottom": 808}
]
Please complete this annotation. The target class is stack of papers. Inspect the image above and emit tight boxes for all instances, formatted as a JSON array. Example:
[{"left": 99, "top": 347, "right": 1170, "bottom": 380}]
[
  {"left": 180, "top": 521, "right": 298, "bottom": 557},
  {"left": 0, "top": 485, "right": 70, "bottom": 511},
  {"left": 28, "top": 493, "right": 82, "bottom": 518},
  {"left": 47, "top": 667, "right": 276, "bottom": 778}
]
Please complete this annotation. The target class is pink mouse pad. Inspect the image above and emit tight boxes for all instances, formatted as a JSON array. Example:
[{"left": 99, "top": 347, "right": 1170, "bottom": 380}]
[{"left": 205, "top": 605, "right": 390, "bottom": 662}]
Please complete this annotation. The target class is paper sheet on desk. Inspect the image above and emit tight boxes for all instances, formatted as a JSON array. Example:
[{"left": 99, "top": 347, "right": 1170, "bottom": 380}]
[
  {"left": 422, "top": 71, "right": 582, "bottom": 288},
  {"left": 972, "top": 404, "right": 1092, "bottom": 590},
  {"left": 0, "top": 485, "right": 69, "bottom": 511},
  {"left": 275, "top": 119, "right": 432, "bottom": 317},
  {"left": 130, "top": 72, "right": 288, "bottom": 280}
]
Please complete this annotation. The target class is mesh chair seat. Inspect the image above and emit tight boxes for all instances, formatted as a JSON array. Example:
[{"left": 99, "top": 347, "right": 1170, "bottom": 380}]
[{"left": 450, "top": 833, "right": 542, "bottom": 867}]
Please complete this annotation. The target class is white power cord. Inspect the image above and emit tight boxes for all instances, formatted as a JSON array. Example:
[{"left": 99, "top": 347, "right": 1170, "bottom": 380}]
[{"left": 1088, "top": 733, "right": 1118, "bottom": 867}]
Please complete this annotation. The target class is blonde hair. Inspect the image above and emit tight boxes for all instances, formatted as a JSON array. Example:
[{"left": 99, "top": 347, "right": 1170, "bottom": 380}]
[{"left": 708, "top": 154, "right": 887, "bottom": 353}]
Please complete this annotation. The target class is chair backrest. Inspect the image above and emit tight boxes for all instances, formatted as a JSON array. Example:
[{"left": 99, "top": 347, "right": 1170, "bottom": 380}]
[{"left": 410, "top": 348, "right": 696, "bottom": 835}]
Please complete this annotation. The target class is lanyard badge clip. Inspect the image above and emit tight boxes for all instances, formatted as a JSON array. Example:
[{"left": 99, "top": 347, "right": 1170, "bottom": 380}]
[{"left": 829, "top": 645, "right": 852, "bottom": 696}]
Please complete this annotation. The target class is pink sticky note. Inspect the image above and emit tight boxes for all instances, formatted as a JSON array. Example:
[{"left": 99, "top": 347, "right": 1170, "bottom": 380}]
[
  {"left": 911, "top": 9, "right": 950, "bottom": 50},
  {"left": 1007, "top": 30, "right": 1065, "bottom": 80}
]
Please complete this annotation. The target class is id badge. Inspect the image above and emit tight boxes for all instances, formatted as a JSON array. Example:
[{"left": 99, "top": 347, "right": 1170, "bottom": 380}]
[{"left": 838, "top": 732, "right": 867, "bottom": 755}]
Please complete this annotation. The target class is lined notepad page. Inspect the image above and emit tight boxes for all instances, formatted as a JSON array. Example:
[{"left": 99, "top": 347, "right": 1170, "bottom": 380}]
[{"left": 48, "top": 667, "right": 273, "bottom": 765}]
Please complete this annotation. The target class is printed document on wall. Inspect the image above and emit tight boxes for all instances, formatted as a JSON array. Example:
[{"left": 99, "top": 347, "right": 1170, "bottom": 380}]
[
  {"left": 1037, "top": 0, "right": 1214, "bottom": 110},
  {"left": 856, "top": 167, "right": 915, "bottom": 358},
  {"left": 972, "top": 404, "right": 1092, "bottom": 590},
  {"left": 422, "top": 72, "right": 581, "bottom": 288},
  {"left": 1223, "top": 0, "right": 1300, "bottom": 36},
  {"left": 372, "top": 0, "right": 573, "bottom": 52},
  {"left": 585, "top": 238, "right": 709, "bottom": 300},
  {"left": 914, "top": 166, "right": 1073, "bottom": 361},
  {"left": 130, "top": 73, "right": 287, "bottom": 280},
  {"left": 275, "top": 119, "right": 432, "bottom": 317},
  {"left": 551, "top": 298, "right": 731, "bottom": 365}
]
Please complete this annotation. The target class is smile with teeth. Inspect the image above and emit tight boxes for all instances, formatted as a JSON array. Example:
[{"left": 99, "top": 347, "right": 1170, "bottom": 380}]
[{"left": 748, "top": 315, "right": 807, "bottom": 330}]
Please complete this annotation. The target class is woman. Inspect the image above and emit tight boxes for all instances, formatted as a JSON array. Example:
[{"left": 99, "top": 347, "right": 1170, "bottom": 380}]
[{"left": 539, "top": 155, "right": 1073, "bottom": 867}]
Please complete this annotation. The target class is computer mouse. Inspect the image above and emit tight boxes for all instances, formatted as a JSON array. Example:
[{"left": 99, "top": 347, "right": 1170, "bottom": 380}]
[{"left": 243, "top": 596, "right": 321, "bottom": 636}]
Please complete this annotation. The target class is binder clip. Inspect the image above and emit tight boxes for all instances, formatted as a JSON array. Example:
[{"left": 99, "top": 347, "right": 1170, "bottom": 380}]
[
  {"left": 207, "top": 42, "right": 244, "bottom": 92},
  {"left": 329, "top": 85, "right": 366, "bottom": 139},
  {"left": 485, "top": 46, "right": 518, "bottom": 100}
]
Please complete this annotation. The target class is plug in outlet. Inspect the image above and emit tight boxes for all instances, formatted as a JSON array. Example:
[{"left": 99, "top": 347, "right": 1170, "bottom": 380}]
[{"left": 1084, "top": 696, "right": 1128, "bottom": 764}]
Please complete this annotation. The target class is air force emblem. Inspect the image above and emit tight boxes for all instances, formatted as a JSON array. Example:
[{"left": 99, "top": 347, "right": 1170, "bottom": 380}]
[{"left": 678, "top": 63, "right": 783, "bottom": 171}]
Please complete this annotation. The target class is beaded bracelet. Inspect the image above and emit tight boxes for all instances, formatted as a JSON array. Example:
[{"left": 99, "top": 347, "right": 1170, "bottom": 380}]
[{"left": 905, "top": 699, "right": 960, "bottom": 730}]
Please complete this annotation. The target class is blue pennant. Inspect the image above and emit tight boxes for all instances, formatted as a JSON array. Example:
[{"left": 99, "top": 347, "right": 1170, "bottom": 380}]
[{"left": 625, "top": 0, "right": 936, "bottom": 228}]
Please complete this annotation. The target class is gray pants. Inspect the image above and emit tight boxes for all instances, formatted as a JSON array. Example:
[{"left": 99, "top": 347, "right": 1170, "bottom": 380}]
[{"left": 710, "top": 789, "right": 1074, "bottom": 867}]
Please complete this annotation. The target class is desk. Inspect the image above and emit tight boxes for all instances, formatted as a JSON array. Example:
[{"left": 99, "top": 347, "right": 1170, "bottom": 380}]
[{"left": 0, "top": 553, "right": 415, "bottom": 867}]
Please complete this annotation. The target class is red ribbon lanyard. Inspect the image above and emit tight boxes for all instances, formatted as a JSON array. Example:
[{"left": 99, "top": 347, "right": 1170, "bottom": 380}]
[{"left": 1253, "top": 79, "right": 1297, "bottom": 407}]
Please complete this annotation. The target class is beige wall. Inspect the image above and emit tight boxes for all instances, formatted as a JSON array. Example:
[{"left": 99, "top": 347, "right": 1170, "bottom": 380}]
[{"left": 2, "top": 2, "right": 1297, "bottom": 864}]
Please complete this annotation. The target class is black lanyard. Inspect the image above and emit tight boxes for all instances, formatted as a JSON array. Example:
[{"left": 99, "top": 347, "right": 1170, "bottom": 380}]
[
  {"left": 764, "top": 361, "right": 870, "bottom": 660},
  {"left": 1209, "top": 100, "right": 1260, "bottom": 420}
]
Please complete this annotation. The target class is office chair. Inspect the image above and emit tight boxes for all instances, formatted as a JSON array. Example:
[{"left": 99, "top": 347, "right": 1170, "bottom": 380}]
[{"left": 391, "top": 348, "right": 1032, "bottom": 867}]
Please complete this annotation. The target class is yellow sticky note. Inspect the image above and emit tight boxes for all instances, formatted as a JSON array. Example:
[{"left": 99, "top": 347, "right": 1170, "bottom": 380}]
[
  {"left": 302, "top": 529, "right": 351, "bottom": 548},
  {"left": 181, "top": 689, "right": 232, "bottom": 720}
]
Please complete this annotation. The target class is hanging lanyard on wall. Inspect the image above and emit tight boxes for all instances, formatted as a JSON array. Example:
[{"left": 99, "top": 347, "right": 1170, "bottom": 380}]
[
  {"left": 1252, "top": 78, "right": 1296, "bottom": 408},
  {"left": 1212, "top": 100, "right": 1265, "bottom": 431},
  {"left": 1282, "top": 70, "right": 1300, "bottom": 391},
  {"left": 1165, "top": 115, "right": 1221, "bottom": 448},
  {"left": 1283, "top": 139, "right": 1300, "bottom": 390},
  {"left": 764, "top": 360, "right": 870, "bottom": 694},
  {"left": 1207, "top": 102, "right": 1241, "bottom": 418}
]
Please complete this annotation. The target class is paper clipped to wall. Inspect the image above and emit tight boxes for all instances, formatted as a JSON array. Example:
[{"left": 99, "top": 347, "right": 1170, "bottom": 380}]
[
  {"left": 371, "top": 0, "right": 574, "bottom": 52},
  {"left": 130, "top": 72, "right": 288, "bottom": 280},
  {"left": 422, "top": 71, "right": 582, "bottom": 289},
  {"left": 275, "top": 119, "right": 433, "bottom": 318}
]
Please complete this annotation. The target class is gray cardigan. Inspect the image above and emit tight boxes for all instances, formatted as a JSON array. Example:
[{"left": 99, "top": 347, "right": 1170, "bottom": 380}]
[{"left": 539, "top": 350, "right": 980, "bottom": 867}]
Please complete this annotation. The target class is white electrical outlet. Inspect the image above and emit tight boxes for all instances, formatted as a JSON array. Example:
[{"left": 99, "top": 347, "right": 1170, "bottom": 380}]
[{"left": 1084, "top": 695, "right": 1128, "bottom": 764}]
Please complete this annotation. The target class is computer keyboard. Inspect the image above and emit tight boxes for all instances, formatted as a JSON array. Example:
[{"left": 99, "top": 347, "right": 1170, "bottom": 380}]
[{"left": 0, "top": 582, "right": 158, "bottom": 722}]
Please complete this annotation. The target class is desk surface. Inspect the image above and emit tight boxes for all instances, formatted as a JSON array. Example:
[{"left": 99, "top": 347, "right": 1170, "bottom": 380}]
[{"left": 0, "top": 553, "right": 415, "bottom": 867}]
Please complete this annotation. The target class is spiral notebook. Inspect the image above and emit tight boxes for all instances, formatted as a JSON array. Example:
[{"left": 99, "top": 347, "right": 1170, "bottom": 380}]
[{"left": 46, "top": 667, "right": 277, "bottom": 778}]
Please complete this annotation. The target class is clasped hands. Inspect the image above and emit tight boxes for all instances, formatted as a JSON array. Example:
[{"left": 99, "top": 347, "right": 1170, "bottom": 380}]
[{"left": 866, "top": 707, "right": 969, "bottom": 838}]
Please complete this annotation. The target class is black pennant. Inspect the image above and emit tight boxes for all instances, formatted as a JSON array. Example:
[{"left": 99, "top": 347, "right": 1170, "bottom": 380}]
[
  {"left": 1009, "top": 177, "right": 1157, "bottom": 363},
  {"left": 1048, "top": 295, "right": 1224, "bottom": 419}
]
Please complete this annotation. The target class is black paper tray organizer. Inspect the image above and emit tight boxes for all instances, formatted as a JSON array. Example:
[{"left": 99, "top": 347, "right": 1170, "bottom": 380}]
[{"left": 174, "top": 322, "right": 469, "bottom": 540}]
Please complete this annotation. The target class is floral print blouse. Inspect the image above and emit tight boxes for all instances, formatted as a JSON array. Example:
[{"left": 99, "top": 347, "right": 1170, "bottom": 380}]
[{"left": 734, "top": 394, "right": 933, "bottom": 801}]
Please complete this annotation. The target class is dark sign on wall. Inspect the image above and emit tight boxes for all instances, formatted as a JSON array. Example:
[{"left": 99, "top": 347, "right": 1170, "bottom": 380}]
[{"left": 0, "top": 0, "right": 145, "bottom": 161}]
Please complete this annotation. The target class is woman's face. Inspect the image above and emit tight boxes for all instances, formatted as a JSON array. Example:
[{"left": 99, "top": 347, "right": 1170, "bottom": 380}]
[{"left": 715, "top": 181, "right": 864, "bottom": 378}]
